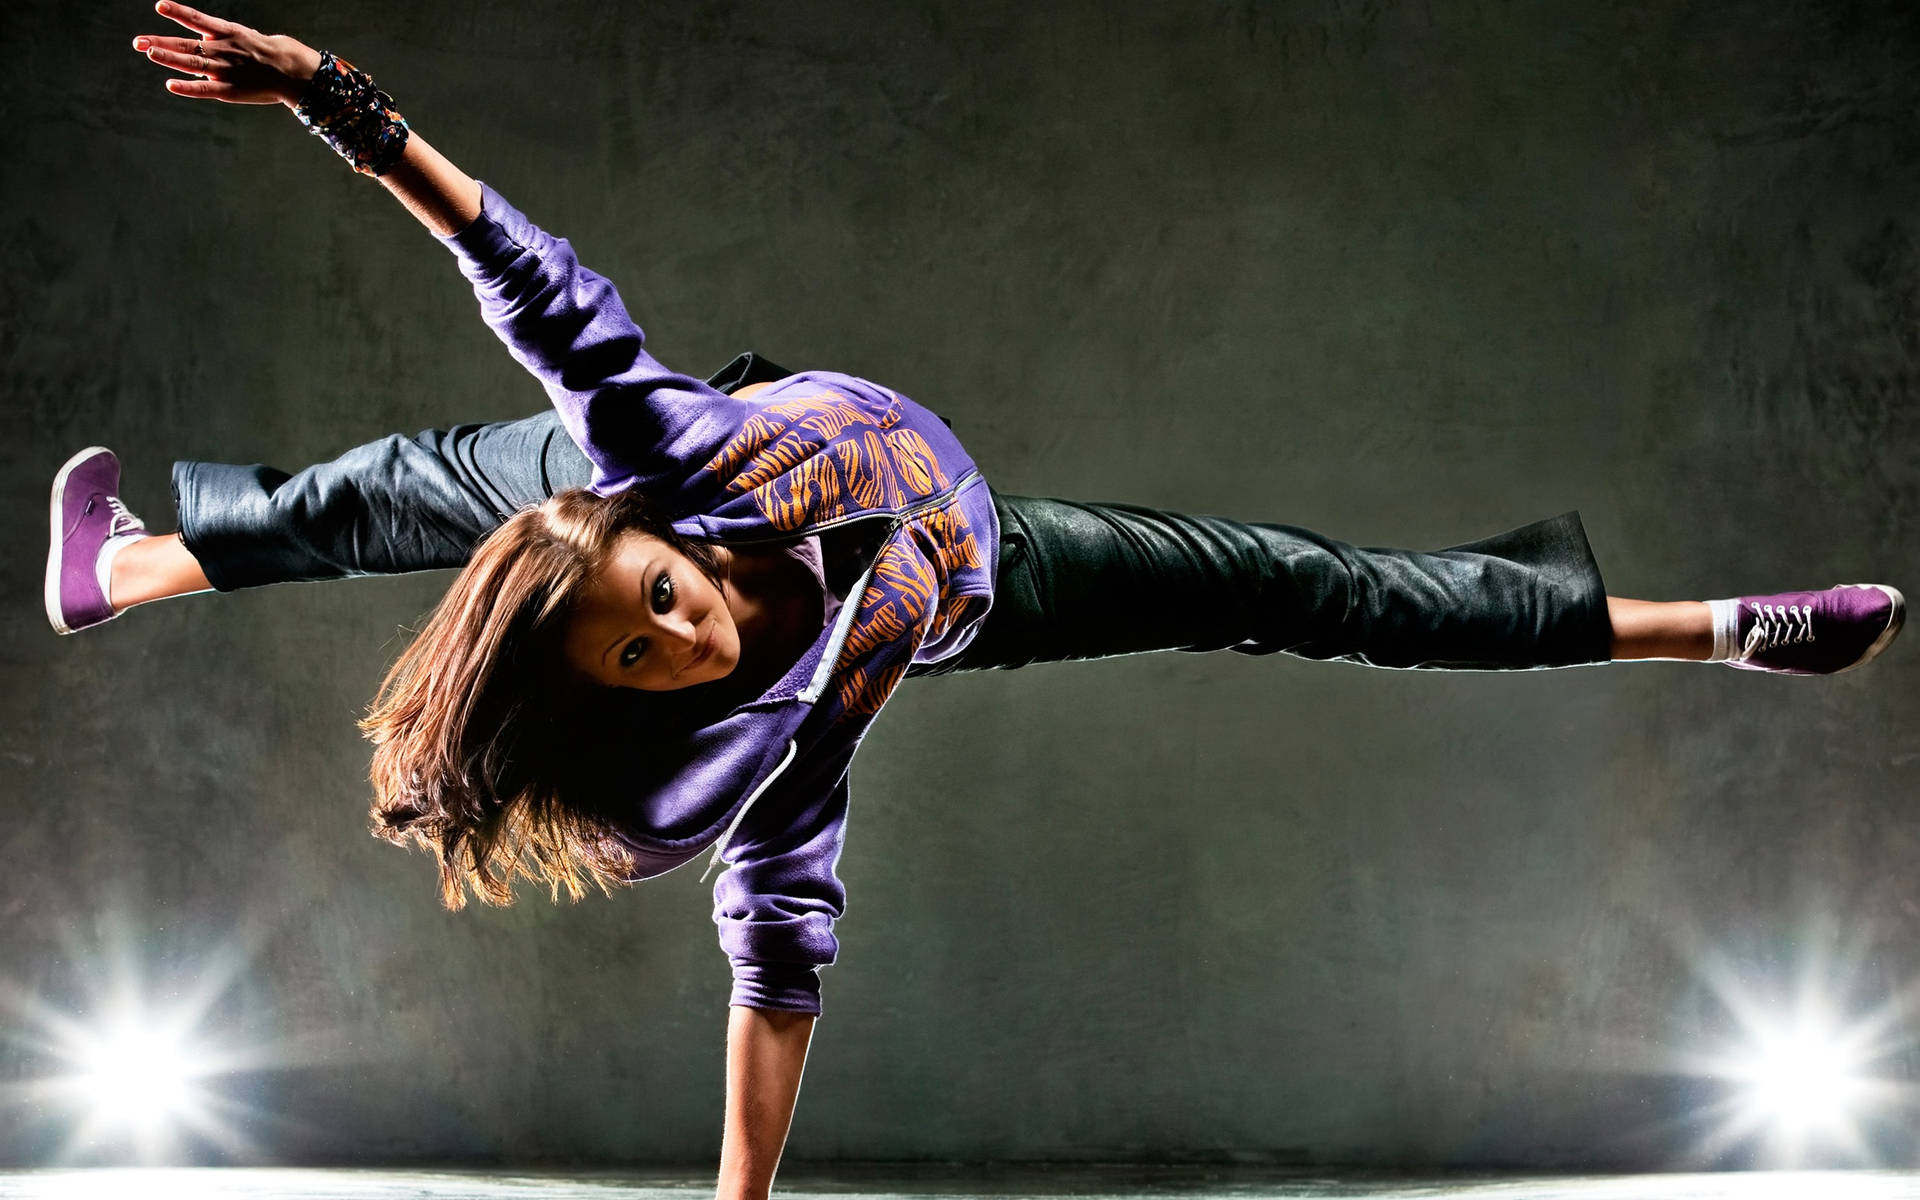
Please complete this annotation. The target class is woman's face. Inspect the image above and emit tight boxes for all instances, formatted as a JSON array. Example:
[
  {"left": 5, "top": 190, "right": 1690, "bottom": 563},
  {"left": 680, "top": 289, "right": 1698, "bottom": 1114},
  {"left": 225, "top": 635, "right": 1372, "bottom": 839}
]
[{"left": 563, "top": 532, "right": 740, "bottom": 692}]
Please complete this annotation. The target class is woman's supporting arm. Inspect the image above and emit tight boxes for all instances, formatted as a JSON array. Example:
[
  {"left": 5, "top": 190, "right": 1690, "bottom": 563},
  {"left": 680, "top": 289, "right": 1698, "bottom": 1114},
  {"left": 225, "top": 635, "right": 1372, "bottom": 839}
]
[{"left": 720, "top": 1005, "right": 816, "bottom": 1200}]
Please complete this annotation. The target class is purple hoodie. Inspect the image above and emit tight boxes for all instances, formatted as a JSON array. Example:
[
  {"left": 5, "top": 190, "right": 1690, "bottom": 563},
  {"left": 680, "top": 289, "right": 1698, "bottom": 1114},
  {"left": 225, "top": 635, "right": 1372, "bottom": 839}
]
[{"left": 438, "top": 184, "right": 1000, "bottom": 1015}]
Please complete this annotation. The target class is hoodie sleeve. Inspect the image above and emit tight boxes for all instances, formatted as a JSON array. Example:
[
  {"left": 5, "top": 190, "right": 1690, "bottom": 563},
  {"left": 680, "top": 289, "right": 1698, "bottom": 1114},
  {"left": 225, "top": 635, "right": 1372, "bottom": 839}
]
[
  {"left": 710, "top": 767, "right": 853, "bottom": 1016},
  {"left": 435, "top": 181, "right": 755, "bottom": 504}
]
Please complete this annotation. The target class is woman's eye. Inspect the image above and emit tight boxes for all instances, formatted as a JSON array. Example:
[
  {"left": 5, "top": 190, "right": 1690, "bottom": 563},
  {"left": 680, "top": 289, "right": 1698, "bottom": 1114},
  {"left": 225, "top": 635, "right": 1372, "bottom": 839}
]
[
  {"left": 620, "top": 639, "right": 645, "bottom": 668},
  {"left": 651, "top": 573, "right": 675, "bottom": 614}
]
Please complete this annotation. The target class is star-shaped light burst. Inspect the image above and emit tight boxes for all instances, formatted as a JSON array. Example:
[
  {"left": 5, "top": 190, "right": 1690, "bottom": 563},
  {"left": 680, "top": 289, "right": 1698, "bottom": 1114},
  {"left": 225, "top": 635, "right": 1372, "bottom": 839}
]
[
  {"left": 1669, "top": 927, "right": 1918, "bottom": 1167},
  {"left": 3, "top": 923, "right": 285, "bottom": 1164},
  {"left": 52, "top": 1000, "right": 225, "bottom": 1152},
  {"left": 1710, "top": 1003, "right": 1879, "bottom": 1157}
]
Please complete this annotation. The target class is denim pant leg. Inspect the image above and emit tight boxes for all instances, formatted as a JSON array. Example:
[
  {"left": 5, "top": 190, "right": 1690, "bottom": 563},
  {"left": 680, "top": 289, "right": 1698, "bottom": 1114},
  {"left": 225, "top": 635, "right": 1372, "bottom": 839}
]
[
  {"left": 913, "top": 493, "right": 1614, "bottom": 675},
  {"left": 170, "top": 353, "right": 794, "bottom": 591},
  {"left": 171, "top": 410, "right": 592, "bottom": 591}
]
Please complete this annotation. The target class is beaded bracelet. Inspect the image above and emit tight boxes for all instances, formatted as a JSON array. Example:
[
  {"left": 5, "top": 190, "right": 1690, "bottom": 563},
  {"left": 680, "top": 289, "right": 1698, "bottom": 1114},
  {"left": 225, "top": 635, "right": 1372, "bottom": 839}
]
[{"left": 293, "top": 50, "right": 411, "bottom": 177}]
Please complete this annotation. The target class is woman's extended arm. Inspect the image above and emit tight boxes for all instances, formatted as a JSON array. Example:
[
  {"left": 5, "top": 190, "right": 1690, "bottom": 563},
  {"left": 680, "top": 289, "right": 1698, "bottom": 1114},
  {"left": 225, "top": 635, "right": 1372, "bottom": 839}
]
[
  {"left": 373, "top": 137, "right": 482, "bottom": 237},
  {"left": 720, "top": 1006, "right": 817, "bottom": 1200},
  {"left": 135, "top": 2, "right": 480, "bottom": 235},
  {"left": 137, "top": 1, "right": 755, "bottom": 505}
]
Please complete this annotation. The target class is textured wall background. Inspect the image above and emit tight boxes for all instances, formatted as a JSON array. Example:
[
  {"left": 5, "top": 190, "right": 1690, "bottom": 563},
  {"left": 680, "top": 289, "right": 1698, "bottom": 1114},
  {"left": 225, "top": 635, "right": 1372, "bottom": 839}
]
[{"left": 3, "top": 0, "right": 1918, "bottom": 1170}]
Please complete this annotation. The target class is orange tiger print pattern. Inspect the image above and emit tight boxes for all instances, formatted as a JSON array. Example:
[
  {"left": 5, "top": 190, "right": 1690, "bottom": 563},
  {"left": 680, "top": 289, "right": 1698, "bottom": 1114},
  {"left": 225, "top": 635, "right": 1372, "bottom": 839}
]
[
  {"left": 829, "top": 508, "right": 991, "bottom": 719},
  {"left": 704, "top": 387, "right": 988, "bottom": 722},
  {"left": 704, "top": 392, "right": 952, "bottom": 531},
  {"left": 832, "top": 535, "right": 939, "bottom": 718}
]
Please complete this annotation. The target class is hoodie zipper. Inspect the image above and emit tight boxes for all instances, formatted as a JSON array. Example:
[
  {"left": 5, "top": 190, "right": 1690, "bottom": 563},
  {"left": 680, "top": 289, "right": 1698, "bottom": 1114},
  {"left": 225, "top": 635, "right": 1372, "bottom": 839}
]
[
  {"left": 700, "top": 738, "right": 797, "bottom": 883},
  {"left": 696, "top": 470, "right": 981, "bottom": 882}
]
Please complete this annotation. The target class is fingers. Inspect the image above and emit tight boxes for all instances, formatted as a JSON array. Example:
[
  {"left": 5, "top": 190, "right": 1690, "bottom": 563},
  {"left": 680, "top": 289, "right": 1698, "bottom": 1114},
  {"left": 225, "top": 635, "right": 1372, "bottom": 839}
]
[
  {"left": 140, "top": 43, "right": 224, "bottom": 79},
  {"left": 153, "top": 1, "right": 233, "bottom": 37},
  {"left": 163, "top": 78, "right": 232, "bottom": 100},
  {"left": 134, "top": 37, "right": 218, "bottom": 60},
  {"left": 134, "top": 24, "right": 294, "bottom": 105},
  {"left": 132, "top": 36, "right": 210, "bottom": 56}
]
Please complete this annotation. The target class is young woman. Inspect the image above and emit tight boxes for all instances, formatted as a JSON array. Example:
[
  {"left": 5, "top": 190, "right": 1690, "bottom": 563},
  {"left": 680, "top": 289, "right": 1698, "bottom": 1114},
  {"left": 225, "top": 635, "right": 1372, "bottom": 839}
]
[{"left": 46, "top": 5, "right": 1904, "bottom": 1196}]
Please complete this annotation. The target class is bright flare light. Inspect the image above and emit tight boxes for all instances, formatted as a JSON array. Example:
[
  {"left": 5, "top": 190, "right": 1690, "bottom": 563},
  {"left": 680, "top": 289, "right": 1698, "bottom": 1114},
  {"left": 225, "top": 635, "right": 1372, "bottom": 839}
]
[
  {"left": 1653, "top": 918, "right": 1920, "bottom": 1168},
  {"left": 1, "top": 917, "right": 306, "bottom": 1163},
  {"left": 1679, "top": 986, "right": 1905, "bottom": 1165},
  {"left": 28, "top": 992, "right": 258, "bottom": 1160},
  {"left": 68, "top": 1018, "right": 207, "bottom": 1135},
  {"left": 1733, "top": 1023, "right": 1865, "bottom": 1137}
]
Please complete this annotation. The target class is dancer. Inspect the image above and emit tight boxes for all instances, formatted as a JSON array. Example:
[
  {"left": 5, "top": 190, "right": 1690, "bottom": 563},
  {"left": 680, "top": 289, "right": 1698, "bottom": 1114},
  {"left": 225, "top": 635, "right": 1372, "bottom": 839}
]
[{"left": 45, "top": 6, "right": 1904, "bottom": 1197}]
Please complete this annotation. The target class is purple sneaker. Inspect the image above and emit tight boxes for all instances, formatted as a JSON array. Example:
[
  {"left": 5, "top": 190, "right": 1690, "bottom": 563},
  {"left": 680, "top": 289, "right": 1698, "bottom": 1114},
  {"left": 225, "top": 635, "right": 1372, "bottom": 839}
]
[
  {"left": 1725, "top": 584, "right": 1905, "bottom": 675},
  {"left": 46, "top": 447, "right": 147, "bottom": 635}
]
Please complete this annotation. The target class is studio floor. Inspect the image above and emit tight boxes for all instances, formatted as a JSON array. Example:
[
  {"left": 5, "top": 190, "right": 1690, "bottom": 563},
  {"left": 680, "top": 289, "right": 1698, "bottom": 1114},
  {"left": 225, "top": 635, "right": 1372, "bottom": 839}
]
[{"left": 0, "top": 1166, "right": 1918, "bottom": 1199}]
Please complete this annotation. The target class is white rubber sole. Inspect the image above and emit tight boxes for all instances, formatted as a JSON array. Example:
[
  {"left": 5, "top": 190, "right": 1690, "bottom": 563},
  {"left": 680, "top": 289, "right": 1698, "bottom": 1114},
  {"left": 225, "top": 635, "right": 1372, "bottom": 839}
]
[{"left": 45, "top": 445, "right": 115, "bottom": 636}]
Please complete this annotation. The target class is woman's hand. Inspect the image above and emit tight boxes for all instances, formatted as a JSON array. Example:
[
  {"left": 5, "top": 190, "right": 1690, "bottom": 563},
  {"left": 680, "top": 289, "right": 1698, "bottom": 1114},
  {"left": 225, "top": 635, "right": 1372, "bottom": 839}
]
[
  {"left": 133, "top": 0, "right": 480, "bottom": 234},
  {"left": 133, "top": 1, "right": 321, "bottom": 107}
]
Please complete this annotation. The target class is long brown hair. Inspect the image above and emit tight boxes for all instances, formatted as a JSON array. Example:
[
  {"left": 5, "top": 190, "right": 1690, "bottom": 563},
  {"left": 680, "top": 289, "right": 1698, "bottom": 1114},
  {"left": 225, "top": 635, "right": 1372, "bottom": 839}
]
[{"left": 361, "top": 487, "right": 721, "bottom": 910}]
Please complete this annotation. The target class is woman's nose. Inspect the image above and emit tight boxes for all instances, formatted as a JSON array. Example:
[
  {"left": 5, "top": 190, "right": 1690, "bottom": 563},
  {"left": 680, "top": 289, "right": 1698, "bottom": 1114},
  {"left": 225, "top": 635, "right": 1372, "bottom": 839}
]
[{"left": 652, "top": 609, "right": 698, "bottom": 647}]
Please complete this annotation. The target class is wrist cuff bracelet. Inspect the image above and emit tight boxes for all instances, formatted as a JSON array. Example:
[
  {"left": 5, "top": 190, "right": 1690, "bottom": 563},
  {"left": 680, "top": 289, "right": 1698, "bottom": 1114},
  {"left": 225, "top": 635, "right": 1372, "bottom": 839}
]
[{"left": 294, "top": 50, "right": 411, "bottom": 177}]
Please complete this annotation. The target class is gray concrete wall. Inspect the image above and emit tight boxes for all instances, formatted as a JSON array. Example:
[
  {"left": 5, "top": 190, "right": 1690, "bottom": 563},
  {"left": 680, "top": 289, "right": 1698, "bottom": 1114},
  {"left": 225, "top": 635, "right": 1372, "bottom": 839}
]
[{"left": 4, "top": 0, "right": 1917, "bottom": 1170}]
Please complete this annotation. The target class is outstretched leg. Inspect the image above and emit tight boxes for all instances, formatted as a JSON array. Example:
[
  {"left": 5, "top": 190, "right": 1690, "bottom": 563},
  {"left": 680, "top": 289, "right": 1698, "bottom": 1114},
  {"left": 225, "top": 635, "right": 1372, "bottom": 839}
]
[
  {"left": 917, "top": 497, "right": 1616, "bottom": 674},
  {"left": 46, "top": 411, "right": 586, "bottom": 633},
  {"left": 911, "top": 494, "right": 1902, "bottom": 678},
  {"left": 47, "top": 353, "right": 795, "bottom": 633},
  {"left": 169, "top": 411, "right": 581, "bottom": 589}
]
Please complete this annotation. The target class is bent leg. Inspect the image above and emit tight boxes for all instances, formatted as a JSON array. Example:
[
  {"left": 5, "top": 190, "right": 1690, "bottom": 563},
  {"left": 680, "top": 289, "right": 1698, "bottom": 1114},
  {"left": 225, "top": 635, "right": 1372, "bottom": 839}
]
[
  {"left": 170, "top": 409, "right": 589, "bottom": 591},
  {"left": 916, "top": 494, "right": 1615, "bottom": 675}
]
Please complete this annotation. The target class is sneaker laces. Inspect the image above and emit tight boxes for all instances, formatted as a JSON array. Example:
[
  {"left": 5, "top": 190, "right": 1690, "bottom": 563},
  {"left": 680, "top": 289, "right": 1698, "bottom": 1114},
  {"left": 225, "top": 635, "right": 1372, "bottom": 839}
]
[
  {"left": 102, "top": 495, "right": 145, "bottom": 538},
  {"left": 1741, "top": 602, "right": 1815, "bottom": 658}
]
